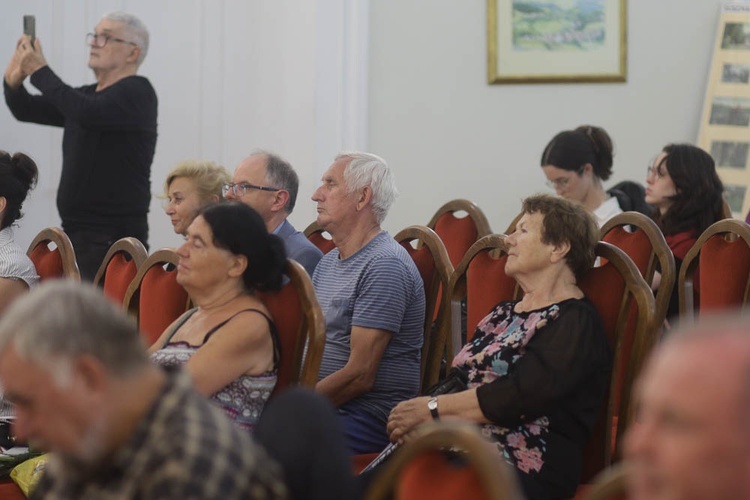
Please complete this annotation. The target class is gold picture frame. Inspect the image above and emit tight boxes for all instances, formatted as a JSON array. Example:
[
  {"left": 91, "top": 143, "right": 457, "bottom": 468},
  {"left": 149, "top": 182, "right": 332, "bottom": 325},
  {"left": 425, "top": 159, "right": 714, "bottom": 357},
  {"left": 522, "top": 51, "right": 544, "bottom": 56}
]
[
  {"left": 697, "top": 3, "right": 750, "bottom": 218},
  {"left": 487, "top": 0, "right": 627, "bottom": 84}
]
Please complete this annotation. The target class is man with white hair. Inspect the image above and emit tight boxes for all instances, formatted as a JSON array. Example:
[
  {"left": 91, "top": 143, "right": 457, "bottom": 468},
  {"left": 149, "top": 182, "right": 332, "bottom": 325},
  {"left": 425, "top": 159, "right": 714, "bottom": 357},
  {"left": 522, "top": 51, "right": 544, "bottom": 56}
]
[
  {"left": 0, "top": 282, "right": 287, "bottom": 499},
  {"left": 311, "top": 152, "right": 425, "bottom": 454},
  {"left": 624, "top": 315, "right": 750, "bottom": 500},
  {"left": 4, "top": 12, "right": 157, "bottom": 281}
]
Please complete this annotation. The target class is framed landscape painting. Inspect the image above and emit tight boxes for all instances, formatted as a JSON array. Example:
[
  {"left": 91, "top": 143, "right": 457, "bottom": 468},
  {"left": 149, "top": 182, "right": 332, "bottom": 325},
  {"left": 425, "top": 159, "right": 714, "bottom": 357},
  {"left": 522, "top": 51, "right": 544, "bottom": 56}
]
[{"left": 487, "top": 0, "right": 627, "bottom": 84}]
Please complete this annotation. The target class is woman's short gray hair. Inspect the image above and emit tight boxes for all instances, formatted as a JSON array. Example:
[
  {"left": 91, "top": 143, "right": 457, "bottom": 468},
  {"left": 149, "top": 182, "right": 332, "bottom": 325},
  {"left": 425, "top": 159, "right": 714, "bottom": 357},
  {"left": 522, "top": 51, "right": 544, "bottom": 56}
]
[
  {"left": 102, "top": 11, "right": 149, "bottom": 65},
  {"left": 337, "top": 151, "right": 398, "bottom": 224}
]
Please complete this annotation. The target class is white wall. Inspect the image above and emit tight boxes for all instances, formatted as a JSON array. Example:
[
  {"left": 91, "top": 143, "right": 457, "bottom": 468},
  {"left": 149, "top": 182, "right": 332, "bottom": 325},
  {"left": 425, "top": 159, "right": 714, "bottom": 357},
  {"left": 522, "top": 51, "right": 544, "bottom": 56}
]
[
  {"left": 0, "top": 0, "right": 739, "bottom": 254},
  {"left": 0, "top": 0, "right": 367, "bottom": 252},
  {"left": 369, "top": 0, "right": 735, "bottom": 235}
]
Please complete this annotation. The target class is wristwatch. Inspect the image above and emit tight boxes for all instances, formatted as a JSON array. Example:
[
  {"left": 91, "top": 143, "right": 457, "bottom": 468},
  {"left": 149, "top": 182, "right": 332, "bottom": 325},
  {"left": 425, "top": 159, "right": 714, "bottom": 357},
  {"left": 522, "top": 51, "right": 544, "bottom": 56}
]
[{"left": 427, "top": 397, "right": 439, "bottom": 420}]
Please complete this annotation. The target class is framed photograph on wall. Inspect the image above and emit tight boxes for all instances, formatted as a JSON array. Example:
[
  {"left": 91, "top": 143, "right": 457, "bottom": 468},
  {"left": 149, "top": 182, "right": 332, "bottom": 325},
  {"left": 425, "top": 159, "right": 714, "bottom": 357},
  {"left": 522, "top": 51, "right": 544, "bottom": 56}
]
[
  {"left": 487, "top": 0, "right": 627, "bottom": 84},
  {"left": 697, "top": 3, "right": 750, "bottom": 217}
]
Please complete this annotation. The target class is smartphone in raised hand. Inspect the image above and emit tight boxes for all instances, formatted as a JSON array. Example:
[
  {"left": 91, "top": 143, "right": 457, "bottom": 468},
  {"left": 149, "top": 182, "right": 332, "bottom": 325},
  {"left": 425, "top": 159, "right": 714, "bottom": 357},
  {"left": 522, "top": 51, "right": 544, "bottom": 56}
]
[{"left": 23, "top": 15, "right": 36, "bottom": 45}]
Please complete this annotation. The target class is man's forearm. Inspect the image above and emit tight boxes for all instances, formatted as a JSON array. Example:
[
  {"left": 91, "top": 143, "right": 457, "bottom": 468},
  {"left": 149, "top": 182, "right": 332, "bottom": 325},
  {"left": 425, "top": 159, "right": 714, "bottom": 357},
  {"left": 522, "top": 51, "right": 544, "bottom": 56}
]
[{"left": 316, "top": 366, "right": 373, "bottom": 406}]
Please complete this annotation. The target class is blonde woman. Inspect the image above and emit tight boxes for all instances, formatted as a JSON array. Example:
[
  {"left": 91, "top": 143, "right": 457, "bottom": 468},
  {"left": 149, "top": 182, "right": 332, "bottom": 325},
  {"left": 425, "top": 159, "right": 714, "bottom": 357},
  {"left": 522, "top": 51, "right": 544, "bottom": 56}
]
[{"left": 163, "top": 159, "right": 230, "bottom": 235}]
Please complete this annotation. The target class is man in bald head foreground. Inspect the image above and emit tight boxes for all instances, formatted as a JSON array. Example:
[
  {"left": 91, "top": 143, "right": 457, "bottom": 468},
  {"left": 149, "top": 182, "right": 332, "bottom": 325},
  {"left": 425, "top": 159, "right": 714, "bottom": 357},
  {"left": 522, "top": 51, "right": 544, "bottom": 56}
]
[{"left": 624, "top": 315, "right": 750, "bottom": 500}]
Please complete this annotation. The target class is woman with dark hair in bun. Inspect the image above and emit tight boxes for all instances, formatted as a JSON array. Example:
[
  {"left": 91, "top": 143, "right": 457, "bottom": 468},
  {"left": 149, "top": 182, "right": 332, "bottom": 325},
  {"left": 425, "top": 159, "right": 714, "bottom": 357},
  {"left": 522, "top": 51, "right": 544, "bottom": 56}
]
[
  {"left": 0, "top": 151, "right": 39, "bottom": 312},
  {"left": 541, "top": 125, "right": 624, "bottom": 227},
  {"left": 150, "top": 201, "right": 287, "bottom": 431}
]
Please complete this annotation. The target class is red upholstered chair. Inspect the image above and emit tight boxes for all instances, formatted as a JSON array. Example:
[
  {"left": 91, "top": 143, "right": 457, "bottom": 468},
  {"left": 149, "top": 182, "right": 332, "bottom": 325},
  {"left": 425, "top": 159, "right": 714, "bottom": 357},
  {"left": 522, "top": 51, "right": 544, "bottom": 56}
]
[
  {"left": 364, "top": 422, "right": 520, "bottom": 500},
  {"left": 26, "top": 227, "right": 80, "bottom": 281},
  {"left": 393, "top": 225, "right": 453, "bottom": 390},
  {"left": 601, "top": 211, "right": 676, "bottom": 335},
  {"left": 427, "top": 199, "right": 492, "bottom": 269},
  {"left": 679, "top": 218, "right": 750, "bottom": 327},
  {"left": 257, "top": 260, "right": 326, "bottom": 397},
  {"left": 93, "top": 237, "right": 148, "bottom": 305},
  {"left": 577, "top": 242, "right": 656, "bottom": 484},
  {"left": 447, "top": 234, "right": 519, "bottom": 358},
  {"left": 0, "top": 480, "right": 24, "bottom": 500},
  {"left": 123, "top": 249, "right": 191, "bottom": 347},
  {"left": 303, "top": 221, "right": 336, "bottom": 255}
]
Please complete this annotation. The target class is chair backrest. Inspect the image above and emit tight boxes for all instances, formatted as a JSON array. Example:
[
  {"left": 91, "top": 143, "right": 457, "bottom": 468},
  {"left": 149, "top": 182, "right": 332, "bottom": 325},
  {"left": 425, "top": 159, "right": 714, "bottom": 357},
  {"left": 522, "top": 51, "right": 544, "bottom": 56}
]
[
  {"left": 679, "top": 218, "right": 750, "bottom": 326},
  {"left": 123, "top": 249, "right": 190, "bottom": 347},
  {"left": 303, "top": 221, "right": 336, "bottom": 255},
  {"left": 364, "top": 422, "right": 521, "bottom": 500},
  {"left": 582, "top": 463, "right": 629, "bottom": 500},
  {"left": 257, "top": 259, "right": 326, "bottom": 397},
  {"left": 447, "top": 234, "right": 519, "bottom": 358},
  {"left": 26, "top": 227, "right": 80, "bottom": 281},
  {"left": 601, "top": 211, "right": 675, "bottom": 335},
  {"left": 93, "top": 237, "right": 148, "bottom": 304},
  {"left": 578, "top": 242, "right": 656, "bottom": 482},
  {"left": 427, "top": 199, "right": 492, "bottom": 268},
  {"left": 393, "top": 225, "right": 453, "bottom": 390}
]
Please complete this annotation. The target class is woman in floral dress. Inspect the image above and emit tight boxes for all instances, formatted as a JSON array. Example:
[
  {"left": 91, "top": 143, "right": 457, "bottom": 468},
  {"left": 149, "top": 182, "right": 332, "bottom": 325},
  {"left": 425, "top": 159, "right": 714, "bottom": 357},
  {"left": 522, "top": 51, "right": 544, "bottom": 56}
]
[{"left": 387, "top": 194, "right": 612, "bottom": 499}]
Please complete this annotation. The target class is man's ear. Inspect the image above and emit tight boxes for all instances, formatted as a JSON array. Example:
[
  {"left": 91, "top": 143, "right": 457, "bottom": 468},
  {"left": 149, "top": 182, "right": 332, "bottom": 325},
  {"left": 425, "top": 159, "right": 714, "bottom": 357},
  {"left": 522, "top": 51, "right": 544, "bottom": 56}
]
[
  {"left": 126, "top": 46, "right": 141, "bottom": 65},
  {"left": 270, "top": 190, "right": 290, "bottom": 213},
  {"left": 73, "top": 355, "right": 109, "bottom": 394},
  {"left": 550, "top": 240, "right": 571, "bottom": 264},
  {"left": 355, "top": 186, "right": 372, "bottom": 211}
]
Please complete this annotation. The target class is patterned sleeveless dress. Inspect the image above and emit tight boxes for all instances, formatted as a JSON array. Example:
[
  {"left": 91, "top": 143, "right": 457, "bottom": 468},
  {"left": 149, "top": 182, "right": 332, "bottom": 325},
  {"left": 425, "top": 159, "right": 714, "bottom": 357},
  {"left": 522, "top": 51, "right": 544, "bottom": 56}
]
[{"left": 151, "top": 307, "right": 280, "bottom": 432}]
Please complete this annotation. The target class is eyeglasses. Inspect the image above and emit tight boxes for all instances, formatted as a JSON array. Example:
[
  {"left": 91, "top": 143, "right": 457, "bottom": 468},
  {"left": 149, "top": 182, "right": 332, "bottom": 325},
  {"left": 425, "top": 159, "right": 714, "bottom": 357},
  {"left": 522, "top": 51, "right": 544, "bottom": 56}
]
[
  {"left": 86, "top": 33, "right": 137, "bottom": 48},
  {"left": 646, "top": 165, "right": 666, "bottom": 179},
  {"left": 545, "top": 165, "right": 585, "bottom": 190},
  {"left": 222, "top": 182, "right": 280, "bottom": 198}
]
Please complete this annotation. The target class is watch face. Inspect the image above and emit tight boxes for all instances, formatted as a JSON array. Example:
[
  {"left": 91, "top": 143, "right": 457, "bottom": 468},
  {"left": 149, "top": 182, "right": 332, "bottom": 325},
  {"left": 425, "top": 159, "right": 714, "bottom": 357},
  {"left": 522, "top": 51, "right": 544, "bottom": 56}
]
[{"left": 428, "top": 398, "right": 437, "bottom": 410}]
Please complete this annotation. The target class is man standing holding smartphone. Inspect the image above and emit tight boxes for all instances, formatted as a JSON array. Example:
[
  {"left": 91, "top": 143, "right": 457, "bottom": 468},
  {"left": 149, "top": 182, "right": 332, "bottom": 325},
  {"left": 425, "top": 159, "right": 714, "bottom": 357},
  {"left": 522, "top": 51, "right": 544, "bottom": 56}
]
[{"left": 4, "top": 12, "right": 157, "bottom": 281}]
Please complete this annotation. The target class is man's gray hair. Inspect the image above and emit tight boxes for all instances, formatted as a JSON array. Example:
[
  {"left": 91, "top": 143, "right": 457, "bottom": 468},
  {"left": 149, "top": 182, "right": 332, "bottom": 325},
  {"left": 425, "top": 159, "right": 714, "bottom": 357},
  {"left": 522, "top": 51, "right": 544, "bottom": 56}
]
[
  {"left": 336, "top": 151, "right": 398, "bottom": 224},
  {"left": 0, "top": 282, "right": 149, "bottom": 378},
  {"left": 102, "top": 11, "right": 149, "bottom": 65},
  {"left": 254, "top": 150, "right": 299, "bottom": 214}
]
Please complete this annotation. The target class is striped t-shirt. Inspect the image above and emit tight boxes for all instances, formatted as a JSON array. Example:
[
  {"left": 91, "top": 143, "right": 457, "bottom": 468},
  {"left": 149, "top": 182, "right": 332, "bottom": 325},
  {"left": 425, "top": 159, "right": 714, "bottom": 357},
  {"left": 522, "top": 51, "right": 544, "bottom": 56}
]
[{"left": 313, "top": 231, "right": 425, "bottom": 423}]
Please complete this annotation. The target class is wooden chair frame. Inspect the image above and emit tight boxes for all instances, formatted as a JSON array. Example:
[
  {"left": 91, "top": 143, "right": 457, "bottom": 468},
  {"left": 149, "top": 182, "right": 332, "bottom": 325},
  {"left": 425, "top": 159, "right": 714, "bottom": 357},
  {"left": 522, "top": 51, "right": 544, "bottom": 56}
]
[
  {"left": 93, "top": 237, "right": 148, "bottom": 288},
  {"left": 678, "top": 218, "right": 750, "bottom": 327},
  {"left": 303, "top": 220, "right": 336, "bottom": 255},
  {"left": 447, "top": 234, "right": 520, "bottom": 360},
  {"left": 260, "top": 259, "right": 327, "bottom": 391},
  {"left": 394, "top": 225, "right": 454, "bottom": 390},
  {"left": 581, "top": 242, "right": 656, "bottom": 473},
  {"left": 122, "top": 249, "right": 191, "bottom": 343},
  {"left": 364, "top": 422, "right": 520, "bottom": 500},
  {"left": 601, "top": 211, "right": 676, "bottom": 336},
  {"left": 26, "top": 227, "right": 80, "bottom": 281}
]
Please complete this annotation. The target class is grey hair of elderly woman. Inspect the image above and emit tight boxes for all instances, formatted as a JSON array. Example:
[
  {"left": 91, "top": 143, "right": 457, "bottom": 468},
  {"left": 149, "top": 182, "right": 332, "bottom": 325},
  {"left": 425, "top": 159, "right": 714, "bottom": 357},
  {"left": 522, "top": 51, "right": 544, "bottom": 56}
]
[{"left": 520, "top": 194, "right": 599, "bottom": 280}]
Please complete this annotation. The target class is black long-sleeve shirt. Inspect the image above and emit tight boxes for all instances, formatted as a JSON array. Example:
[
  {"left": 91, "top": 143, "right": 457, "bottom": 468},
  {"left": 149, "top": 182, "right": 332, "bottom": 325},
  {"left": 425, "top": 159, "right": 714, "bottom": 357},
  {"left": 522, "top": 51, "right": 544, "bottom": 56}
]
[{"left": 4, "top": 66, "right": 157, "bottom": 230}]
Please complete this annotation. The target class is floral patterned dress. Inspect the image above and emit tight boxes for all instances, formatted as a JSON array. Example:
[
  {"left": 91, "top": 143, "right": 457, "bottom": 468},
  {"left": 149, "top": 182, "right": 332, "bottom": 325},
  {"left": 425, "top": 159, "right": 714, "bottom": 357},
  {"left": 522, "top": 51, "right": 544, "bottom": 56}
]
[{"left": 452, "top": 298, "right": 611, "bottom": 500}]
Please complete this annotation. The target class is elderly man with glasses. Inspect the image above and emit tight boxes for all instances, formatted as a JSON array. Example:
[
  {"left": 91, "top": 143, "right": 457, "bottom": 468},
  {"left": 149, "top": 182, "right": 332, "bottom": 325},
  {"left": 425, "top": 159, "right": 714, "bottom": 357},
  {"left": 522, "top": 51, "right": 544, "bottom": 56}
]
[
  {"left": 4, "top": 11, "right": 157, "bottom": 282},
  {"left": 224, "top": 151, "right": 323, "bottom": 276}
]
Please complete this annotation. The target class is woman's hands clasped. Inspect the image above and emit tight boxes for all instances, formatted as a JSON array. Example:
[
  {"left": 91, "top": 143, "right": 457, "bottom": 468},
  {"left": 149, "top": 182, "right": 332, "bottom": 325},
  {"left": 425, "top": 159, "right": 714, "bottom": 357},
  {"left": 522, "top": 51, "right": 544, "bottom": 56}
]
[{"left": 386, "top": 396, "right": 433, "bottom": 444}]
